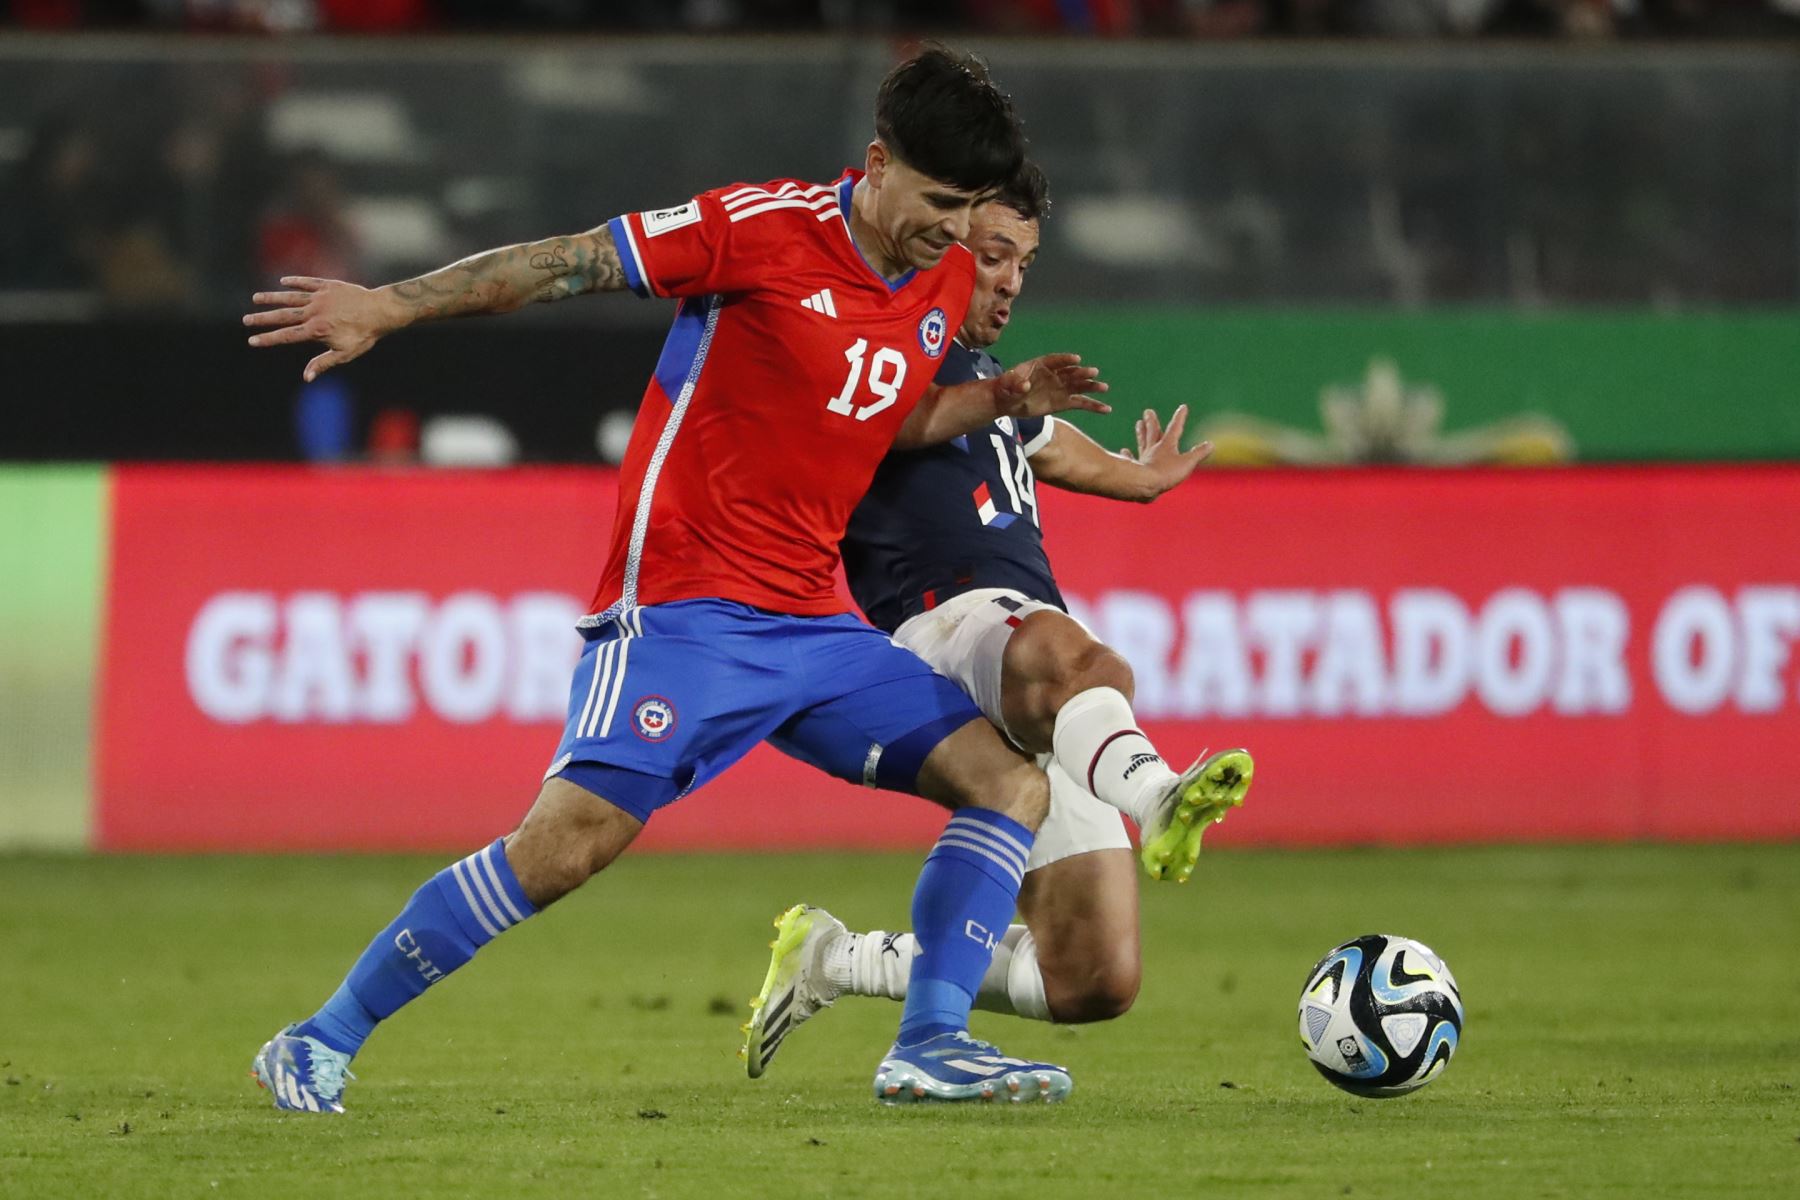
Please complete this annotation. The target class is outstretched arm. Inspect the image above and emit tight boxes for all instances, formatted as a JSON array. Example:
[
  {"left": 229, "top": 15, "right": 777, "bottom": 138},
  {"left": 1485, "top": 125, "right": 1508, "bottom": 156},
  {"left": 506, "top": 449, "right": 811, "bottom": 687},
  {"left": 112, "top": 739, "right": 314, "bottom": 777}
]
[
  {"left": 1030, "top": 404, "right": 1212, "bottom": 502},
  {"left": 243, "top": 224, "right": 628, "bottom": 381},
  {"left": 894, "top": 353, "right": 1110, "bottom": 450}
]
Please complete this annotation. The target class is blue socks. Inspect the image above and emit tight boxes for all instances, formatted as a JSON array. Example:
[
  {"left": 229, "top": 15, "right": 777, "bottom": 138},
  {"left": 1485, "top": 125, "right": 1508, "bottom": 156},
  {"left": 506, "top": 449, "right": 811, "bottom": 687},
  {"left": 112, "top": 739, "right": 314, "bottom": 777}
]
[
  {"left": 897, "top": 808, "right": 1034, "bottom": 1046},
  {"left": 296, "top": 838, "right": 537, "bottom": 1056},
  {"left": 295, "top": 815, "right": 1031, "bottom": 1058}
]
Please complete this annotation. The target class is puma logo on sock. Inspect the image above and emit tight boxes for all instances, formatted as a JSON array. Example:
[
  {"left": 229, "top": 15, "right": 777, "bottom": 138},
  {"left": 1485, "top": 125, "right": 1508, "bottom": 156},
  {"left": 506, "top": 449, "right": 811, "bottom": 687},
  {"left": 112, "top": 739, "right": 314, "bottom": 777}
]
[{"left": 1122, "top": 753, "right": 1162, "bottom": 779}]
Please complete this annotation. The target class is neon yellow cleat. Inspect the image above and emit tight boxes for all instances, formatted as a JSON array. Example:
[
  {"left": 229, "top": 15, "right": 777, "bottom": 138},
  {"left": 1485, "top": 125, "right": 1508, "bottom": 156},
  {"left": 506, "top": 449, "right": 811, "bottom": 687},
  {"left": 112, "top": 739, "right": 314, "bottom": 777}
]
[
  {"left": 742, "top": 904, "right": 844, "bottom": 1079},
  {"left": 1138, "top": 748, "right": 1253, "bottom": 883}
]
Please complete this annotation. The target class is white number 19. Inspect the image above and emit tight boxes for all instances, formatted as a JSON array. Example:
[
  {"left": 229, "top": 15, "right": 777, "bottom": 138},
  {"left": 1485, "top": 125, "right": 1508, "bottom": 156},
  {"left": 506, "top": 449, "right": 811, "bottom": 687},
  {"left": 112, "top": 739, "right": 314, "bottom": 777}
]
[{"left": 826, "top": 338, "right": 907, "bottom": 422}]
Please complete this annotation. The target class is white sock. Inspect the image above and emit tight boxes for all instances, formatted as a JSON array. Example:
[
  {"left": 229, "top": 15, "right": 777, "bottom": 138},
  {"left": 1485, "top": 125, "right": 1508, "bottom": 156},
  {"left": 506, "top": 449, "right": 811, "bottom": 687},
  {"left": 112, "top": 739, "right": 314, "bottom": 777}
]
[
  {"left": 830, "top": 930, "right": 917, "bottom": 1001},
  {"left": 832, "top": 925, "right": 1050, "bottom": 1022},
  {"left": 1051, "top": 686, "right": 1178, "bottom": 830},
  {"left": 973, "top": 925, "right": 1051, "bottom": 1022}
]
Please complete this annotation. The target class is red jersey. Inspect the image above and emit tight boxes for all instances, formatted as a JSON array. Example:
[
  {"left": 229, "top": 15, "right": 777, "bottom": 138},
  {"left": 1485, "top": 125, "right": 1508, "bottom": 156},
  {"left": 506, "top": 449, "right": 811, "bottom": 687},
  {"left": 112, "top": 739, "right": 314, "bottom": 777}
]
[{"left": 583, "top": 172, "right": 976, "bottom": 625}]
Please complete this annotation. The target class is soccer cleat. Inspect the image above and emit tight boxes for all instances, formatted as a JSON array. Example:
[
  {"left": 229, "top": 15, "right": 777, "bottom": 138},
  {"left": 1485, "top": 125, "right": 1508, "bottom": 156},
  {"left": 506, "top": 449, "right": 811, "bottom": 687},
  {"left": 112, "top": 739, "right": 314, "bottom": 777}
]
[
  {"left": 250, "top": 1023, "right": 354, "bottom": 1114},
  {"left": 741, "top": 904, "right": 845, "bottom": 1079},
  {"left": 1138, "top": 748, "right": 1253, "bottom": 884},
  {"left": 873, "top": 1031, "right": 1072, "bottom": 1105}
]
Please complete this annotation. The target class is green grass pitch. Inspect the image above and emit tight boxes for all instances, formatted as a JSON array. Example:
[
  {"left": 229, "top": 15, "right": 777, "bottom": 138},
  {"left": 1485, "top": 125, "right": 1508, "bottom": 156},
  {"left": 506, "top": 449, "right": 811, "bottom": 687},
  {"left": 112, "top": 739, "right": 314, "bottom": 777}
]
[{"left": 4, "top": 844, "right": 1798, "bottom": 1198}]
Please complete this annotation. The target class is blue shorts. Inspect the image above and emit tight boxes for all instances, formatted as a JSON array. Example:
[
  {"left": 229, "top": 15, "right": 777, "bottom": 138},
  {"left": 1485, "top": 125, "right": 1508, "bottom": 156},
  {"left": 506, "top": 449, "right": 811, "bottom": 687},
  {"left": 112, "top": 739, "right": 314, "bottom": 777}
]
[{"left": 542, "top": 599, "right": 981, "bottom": 823}]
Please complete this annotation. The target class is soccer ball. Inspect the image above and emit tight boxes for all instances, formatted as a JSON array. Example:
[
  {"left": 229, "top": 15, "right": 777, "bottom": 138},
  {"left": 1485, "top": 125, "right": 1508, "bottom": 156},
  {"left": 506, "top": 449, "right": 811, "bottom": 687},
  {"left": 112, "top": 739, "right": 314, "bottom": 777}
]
[{"left": 1297, "top": 933, "right": 1463, "bottom": 1097}]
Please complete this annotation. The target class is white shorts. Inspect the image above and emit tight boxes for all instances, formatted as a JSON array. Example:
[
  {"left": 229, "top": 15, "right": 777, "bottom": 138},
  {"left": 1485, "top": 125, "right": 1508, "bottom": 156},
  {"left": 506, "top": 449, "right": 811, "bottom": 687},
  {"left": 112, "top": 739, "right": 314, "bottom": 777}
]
[{"left": 892, "top": 588, "right": 1132, "bottom": 872}]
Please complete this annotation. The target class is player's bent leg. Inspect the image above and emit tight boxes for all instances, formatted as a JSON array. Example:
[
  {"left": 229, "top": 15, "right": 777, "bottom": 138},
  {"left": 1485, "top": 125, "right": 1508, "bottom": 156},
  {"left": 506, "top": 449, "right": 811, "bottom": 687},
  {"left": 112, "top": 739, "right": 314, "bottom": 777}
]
[
  {"left": 253, "top": 775, "right": 647, "bottom": 1113},
  {"left": 998, "top": 609, "right": 1254, "bottom": 881},
  {"left": 967, "top": 758, "right": 1136, "bottom": 1022},
  {"left": 1016, "top": 848, "right": 1142, "bottom": 1023},
  {"left": 750, "top": 619, "right": 1149, "bottom": 1087},
  {"left": 764, "top": 631, "right": 1067, "bottom": 1101},
  {"left": 766, "top": 759, "right": 1137, "bottom": 1032},
  {"left": 743, "top": 909, "right": 1060, "bottom": 1078},
  {"left": 751, "top": 859, "right": 1141, "bottom": 1065},
  {"left": 748, "top": 803, "right": 1136, "bottom": 1079},
  {"left": 998, "top": 608, "right": 1135, "bottom": 755}
]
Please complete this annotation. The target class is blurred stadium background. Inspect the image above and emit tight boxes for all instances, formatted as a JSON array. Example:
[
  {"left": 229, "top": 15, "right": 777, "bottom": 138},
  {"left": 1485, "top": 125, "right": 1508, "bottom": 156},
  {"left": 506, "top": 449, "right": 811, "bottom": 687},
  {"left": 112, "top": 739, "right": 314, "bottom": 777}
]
[{"left": 3, "top": 5, "right": 1799, "bottom": 1197}]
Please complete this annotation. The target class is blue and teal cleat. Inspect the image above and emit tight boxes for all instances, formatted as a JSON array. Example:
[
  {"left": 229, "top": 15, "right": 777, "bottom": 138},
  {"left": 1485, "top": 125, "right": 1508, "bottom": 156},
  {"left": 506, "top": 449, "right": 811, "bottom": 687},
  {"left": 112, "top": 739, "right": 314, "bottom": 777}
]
[
  {"left": 250, "top": 1023, "right": 354, "bottom": 1114},
  {"left": 874, "top": 1031, "right": 1072, "bottom": 1105}
]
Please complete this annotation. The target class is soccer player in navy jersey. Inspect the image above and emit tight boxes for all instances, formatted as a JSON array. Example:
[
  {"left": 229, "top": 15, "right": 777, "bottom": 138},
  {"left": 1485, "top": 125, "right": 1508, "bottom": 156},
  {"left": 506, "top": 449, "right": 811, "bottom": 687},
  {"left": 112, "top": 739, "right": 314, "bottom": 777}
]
[
  {"left": 742, "top": 164, "right": 1253, "bottom": 1074},
  {"left": 240, "top": 48, "right": 1117, "bottom": 1110}
]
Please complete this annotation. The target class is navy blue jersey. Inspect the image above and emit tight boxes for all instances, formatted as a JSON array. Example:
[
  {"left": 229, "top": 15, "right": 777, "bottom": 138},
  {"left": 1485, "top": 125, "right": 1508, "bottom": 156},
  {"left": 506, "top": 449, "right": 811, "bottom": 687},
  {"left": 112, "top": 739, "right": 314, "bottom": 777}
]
[{"left": 843, "top": 340, "right": 1067, "bottom": 633}]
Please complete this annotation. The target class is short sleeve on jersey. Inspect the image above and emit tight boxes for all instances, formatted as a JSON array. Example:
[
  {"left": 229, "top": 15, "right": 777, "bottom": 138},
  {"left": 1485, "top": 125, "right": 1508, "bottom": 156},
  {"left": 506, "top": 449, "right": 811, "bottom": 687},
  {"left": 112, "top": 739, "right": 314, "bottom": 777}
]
[
  {"left": 1019, "top": 414, "right": 1056, "bottom": 457},
  {"left": 609, "top": 180, "right": 840, "bottom": 300}
]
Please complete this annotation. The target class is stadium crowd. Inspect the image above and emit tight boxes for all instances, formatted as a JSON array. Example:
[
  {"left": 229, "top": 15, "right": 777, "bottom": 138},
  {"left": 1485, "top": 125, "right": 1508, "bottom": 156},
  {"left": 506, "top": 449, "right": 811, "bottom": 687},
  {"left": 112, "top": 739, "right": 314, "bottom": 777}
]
[
  {"left": 4, "top": 0, "right": 1795, "bottom": 318},
  {"left": 4, "top": 0, "right": 1800, "bottom": 38}
]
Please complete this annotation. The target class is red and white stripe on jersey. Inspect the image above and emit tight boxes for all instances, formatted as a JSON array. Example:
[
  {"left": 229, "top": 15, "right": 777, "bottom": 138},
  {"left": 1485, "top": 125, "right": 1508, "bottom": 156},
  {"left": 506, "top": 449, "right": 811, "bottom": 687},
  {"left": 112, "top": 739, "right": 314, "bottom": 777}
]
[
  {"left": 719, "top": 182, "right": 840, "bottom": 224},
  {"left": 606, "top": 181, "right": 840, "bottom": 300}
]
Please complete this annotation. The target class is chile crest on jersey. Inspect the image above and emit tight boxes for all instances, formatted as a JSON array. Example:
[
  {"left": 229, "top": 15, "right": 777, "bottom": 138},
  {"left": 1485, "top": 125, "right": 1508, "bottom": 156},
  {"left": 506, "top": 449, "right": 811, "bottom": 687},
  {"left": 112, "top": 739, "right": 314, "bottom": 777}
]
[{"left": 917, "top": 307, "right": 948, "bottom": 359}]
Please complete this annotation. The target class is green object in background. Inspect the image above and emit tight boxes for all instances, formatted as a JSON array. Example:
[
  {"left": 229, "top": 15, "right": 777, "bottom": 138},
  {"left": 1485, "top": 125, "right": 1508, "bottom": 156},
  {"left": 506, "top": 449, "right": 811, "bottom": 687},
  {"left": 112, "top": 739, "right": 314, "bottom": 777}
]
[
  {"left": 1004, "top": 309, "right": 1800, "bottom": 463},
  {"left": 0, "top": 467, "right": 106, "bottom": 849}
]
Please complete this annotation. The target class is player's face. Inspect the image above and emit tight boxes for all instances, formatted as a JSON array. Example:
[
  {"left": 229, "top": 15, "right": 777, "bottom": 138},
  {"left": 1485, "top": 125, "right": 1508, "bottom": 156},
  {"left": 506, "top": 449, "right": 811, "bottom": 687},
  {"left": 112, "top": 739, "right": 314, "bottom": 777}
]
[
  {"left": 959, "top": 205, "right": 1039, "bottom": 349},
  {"left": 868, "top": 145, "right": 991, "bottom": 272}
]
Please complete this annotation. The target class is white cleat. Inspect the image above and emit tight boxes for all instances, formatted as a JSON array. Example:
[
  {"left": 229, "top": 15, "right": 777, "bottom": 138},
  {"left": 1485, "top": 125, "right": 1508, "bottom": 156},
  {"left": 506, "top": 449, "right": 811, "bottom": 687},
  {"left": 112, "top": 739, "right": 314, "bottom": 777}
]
[{"left": 740, "top": 904, "right": 846, "bottom": 1079}]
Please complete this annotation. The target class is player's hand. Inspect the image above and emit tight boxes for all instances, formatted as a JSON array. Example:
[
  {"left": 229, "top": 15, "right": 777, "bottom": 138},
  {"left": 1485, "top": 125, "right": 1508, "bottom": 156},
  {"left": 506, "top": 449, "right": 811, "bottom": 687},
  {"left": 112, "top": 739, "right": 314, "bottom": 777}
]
[
  {"left": 996, "top": 353, "right": 1111, "bottom": 421},
  {"left": 1129, "top": 405, "right": 1213, "bottom": 499},
  {"left": 243, "top": 277, "right": 399, "bottom": 381}
]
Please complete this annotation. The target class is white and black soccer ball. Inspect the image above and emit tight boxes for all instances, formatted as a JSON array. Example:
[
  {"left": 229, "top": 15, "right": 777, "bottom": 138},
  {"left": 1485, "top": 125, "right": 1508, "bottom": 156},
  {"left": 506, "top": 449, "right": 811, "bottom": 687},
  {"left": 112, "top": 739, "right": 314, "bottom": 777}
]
[{"left": 1297, "top": 934, "right": 1463, "bottom": 1098}]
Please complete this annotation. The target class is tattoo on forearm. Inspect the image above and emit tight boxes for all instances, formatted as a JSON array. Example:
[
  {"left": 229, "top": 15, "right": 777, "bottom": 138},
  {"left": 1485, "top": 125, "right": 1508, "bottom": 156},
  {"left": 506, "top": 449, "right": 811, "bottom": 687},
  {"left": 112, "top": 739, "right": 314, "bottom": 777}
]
[
  {"left": 388, "top": 225, "right": 628, "bottom": 322},
  {"left": 528, "top": 245, "right": 570, "bottom": 303}
]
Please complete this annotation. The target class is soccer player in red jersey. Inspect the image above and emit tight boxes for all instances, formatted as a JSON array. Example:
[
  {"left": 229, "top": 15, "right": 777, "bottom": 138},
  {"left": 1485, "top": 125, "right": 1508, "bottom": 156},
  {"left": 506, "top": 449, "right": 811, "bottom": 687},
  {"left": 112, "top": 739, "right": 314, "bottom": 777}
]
[
  {"left": 242, "top": 48, "right": 1111, "bottom": 1110},
  {"left": 743, "top": 168, "right": 1253, "bottom": 1078}
]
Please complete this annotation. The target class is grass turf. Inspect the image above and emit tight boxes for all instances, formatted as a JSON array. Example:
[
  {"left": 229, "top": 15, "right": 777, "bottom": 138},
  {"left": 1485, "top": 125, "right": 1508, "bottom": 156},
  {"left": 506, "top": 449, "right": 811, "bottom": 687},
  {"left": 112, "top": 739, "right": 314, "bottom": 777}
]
[{"left": 3, "top": 844, "right": 1798, "bottom": 1198}]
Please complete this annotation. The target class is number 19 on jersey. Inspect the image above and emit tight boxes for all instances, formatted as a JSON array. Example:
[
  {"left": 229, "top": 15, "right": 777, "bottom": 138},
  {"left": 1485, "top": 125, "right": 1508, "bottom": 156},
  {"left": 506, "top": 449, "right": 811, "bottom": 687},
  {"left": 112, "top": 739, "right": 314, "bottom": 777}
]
[{"left": 826, "top": 338, "right": 907, "bottom": 423}]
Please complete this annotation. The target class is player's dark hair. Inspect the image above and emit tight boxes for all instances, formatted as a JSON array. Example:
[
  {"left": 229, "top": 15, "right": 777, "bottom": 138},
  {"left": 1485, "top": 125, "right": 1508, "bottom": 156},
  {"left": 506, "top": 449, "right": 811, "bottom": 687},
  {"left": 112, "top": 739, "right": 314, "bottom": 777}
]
[
  {"left": 874, "top": 45, "right": 1025, "bottom": 194},
  {"left": 991, "top": 160, "right": 1050, "bottom": 223}
]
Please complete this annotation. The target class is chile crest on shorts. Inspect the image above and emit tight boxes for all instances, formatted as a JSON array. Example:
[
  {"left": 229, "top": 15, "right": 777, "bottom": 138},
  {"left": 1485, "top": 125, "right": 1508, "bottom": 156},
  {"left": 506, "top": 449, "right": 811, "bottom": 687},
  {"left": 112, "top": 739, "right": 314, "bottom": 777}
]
[
  {"left": 917, "top": 308, "right": 948, "bottom": 359},
  {"left": 632, "top": 696, "right": 677, "bottom": 742}
]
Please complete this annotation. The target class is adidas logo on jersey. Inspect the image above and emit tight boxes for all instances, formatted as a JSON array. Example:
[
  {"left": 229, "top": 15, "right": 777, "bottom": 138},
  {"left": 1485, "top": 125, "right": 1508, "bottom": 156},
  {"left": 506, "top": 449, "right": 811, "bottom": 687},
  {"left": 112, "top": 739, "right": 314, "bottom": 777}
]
[{"left": 801, "top": 289, "right": 838, "bottom": 318}]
